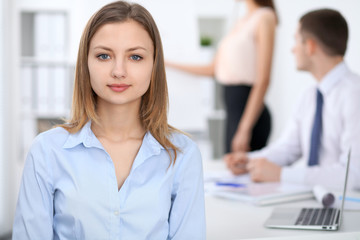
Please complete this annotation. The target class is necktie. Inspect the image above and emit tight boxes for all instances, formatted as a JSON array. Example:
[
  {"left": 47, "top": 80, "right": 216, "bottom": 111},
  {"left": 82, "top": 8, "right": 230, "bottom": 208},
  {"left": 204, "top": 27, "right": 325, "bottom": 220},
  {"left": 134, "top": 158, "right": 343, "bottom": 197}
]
[{"left": 308, "top": 89, "right": 323, "bottom": 166}]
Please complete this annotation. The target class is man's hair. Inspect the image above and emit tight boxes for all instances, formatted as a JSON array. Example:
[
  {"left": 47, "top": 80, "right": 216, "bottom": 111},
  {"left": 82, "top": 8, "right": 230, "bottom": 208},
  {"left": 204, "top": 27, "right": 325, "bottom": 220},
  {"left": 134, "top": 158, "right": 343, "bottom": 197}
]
[{"left": 300, "top": 9, "right": 348, "bottom": 56}]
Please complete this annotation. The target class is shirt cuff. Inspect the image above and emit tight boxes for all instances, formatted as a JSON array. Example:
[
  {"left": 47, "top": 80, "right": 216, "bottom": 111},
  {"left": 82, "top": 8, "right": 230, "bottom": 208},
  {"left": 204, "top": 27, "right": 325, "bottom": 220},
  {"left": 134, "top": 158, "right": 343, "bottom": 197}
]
[{"left": 247, "top": 149, "right": 266, "bottom": 159}]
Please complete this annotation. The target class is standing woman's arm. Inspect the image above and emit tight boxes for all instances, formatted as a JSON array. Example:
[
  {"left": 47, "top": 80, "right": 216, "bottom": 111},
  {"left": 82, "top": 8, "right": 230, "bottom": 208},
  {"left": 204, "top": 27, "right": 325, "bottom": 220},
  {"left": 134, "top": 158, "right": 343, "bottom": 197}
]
[
  {"left": 165, "top": 57, "right": 216, "bottom": 77},
  {"left": 231, "top": 10, "right": 277, "bottom": 152}
]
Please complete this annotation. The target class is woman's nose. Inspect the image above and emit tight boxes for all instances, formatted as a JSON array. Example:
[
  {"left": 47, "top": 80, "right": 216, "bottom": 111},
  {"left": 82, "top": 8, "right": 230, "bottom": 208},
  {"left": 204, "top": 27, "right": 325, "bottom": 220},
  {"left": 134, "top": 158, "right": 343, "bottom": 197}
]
[{"left": 111, "top": 59, "right": 127, "bottom": 79}]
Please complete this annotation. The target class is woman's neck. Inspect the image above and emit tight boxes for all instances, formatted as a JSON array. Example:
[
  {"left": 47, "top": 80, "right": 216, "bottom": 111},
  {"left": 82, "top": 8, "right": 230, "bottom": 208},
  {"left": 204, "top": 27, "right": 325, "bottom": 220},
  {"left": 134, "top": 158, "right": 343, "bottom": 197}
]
[
  {"left": 91, "top": 100, "right": 145, "bottom": 142},
  {"left": 245, "top": 0, "right": 260, "bottom": 14}
]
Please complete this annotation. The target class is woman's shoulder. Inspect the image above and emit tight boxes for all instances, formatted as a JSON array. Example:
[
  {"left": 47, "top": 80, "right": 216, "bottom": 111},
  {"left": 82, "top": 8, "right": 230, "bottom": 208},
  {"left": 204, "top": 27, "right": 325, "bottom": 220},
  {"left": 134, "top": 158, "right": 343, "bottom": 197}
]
[
  {"left": 169, "top": 131, "right": 199, "bottom": 151},
  {"left": 256, "top": 7, "right": 277, "bottom": 23},
  {"left": 169, "top": 131, "right": 203, "bottom": 159},
  {"left": 31, "top": 126, "right": 70, "bottom": 150},
  {"left": 169, "top": 131, "right": 203, "bottom": 171}
]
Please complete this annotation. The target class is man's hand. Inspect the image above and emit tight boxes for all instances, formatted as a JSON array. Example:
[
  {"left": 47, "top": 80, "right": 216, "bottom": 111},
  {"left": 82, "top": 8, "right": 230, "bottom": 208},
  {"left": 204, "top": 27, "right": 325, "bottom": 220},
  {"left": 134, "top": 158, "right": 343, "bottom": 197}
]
[
  {"left": 223, "top": 152, "right": 249, "bottom": 175},
  {"left": 246, "top": 158, "right": 281, "bottom": 182}
]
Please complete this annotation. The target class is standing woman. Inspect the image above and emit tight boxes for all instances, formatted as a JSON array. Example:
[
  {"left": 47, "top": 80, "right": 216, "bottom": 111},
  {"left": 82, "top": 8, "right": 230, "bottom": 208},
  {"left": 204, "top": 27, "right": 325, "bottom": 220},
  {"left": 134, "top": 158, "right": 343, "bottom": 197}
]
[
  {"left": 167, "top": 0, "right": 278, "bottom": 153},
  {"left": 12, "top": 1, "right": 205, "bottom": 239}
]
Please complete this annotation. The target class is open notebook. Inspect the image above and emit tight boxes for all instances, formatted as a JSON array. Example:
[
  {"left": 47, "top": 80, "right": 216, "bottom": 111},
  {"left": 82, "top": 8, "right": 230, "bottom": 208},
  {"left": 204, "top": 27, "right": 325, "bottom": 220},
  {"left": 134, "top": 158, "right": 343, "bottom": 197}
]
[{"left": 204, "top": 171, "right": 313, "bottom": 206}]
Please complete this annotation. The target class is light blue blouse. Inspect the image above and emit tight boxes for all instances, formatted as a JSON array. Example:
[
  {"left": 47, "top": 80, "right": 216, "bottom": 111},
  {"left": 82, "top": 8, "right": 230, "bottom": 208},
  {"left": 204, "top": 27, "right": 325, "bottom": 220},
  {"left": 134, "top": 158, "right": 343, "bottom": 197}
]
[{"left": 13, "top": 121, "right": 206, "bottom": 240}]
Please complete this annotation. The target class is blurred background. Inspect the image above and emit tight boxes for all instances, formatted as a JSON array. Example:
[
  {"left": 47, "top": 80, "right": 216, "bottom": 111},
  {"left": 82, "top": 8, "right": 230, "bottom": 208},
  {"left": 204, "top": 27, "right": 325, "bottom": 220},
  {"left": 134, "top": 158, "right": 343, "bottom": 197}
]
[{"left": 0, "top": 0, "right": 359, "bottom": 238}]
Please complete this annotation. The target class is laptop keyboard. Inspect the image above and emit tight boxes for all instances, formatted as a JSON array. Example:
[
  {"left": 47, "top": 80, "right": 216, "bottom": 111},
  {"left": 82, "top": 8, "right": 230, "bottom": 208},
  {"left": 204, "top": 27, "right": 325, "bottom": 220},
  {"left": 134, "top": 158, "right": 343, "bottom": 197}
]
[{"left": 295, "top": 208, "right": 337, "bottom": 226}]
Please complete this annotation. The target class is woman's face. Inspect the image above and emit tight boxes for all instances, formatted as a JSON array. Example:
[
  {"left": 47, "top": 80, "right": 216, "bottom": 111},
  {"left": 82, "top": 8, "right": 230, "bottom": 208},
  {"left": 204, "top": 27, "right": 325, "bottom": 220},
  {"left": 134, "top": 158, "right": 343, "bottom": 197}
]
[{"left": 88, "top": 20, "right": 154, "bottom": 109}]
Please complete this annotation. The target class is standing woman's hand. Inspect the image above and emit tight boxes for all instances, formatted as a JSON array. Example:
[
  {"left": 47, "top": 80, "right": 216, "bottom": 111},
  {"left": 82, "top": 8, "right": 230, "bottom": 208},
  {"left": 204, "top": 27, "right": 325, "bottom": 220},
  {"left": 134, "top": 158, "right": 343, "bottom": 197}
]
[{"left": 231, "top": 128, "right": 251, "bottom": 152}]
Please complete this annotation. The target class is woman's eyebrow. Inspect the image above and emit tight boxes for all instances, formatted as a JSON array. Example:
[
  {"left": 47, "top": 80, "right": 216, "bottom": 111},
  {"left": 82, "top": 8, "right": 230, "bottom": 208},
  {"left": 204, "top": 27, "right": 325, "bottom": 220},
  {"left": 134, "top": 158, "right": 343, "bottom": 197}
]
[
  {"left": 92, "top": 45, "right": 148, "bottom": 52},
  {"left": 126, "top": 46, "right": 148, "bottom": 52},
  {"left": 93, "top": 45, "right": 113, "bottom": 51}
]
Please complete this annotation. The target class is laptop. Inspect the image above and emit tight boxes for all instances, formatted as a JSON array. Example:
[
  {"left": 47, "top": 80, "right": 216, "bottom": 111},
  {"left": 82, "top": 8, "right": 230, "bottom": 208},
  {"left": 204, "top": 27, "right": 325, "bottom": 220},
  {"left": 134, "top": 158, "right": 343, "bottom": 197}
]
[{"left": 264, "top": 149, "right": 351, "bottom": 231}]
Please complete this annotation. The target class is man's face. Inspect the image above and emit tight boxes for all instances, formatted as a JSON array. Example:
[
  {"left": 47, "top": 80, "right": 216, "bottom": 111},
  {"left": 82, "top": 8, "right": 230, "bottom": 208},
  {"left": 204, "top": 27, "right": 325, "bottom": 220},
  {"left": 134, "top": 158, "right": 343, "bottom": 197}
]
[{"left": 292, "top": 24, "right": 311, "bottom": 71}]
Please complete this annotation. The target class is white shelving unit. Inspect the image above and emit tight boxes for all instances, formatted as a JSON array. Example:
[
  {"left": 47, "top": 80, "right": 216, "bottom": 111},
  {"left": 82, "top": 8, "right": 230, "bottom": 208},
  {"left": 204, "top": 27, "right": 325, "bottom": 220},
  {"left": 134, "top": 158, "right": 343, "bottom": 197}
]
[
  {"left": 19, "top": 10, "right": 73, "bottom": 156},
  {"left": 197, "top": 16, "right": 227, "bottom": 159},
  {"left": 5, "top": 2, "right": 76, "bottom": 233}
]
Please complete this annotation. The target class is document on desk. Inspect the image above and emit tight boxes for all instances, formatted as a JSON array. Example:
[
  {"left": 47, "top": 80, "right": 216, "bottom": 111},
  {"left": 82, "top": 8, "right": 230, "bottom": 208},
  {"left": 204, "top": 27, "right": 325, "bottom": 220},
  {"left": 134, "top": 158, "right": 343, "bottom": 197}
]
[{"left": 204, "top": 170, "right": 314, "bottom": 206}]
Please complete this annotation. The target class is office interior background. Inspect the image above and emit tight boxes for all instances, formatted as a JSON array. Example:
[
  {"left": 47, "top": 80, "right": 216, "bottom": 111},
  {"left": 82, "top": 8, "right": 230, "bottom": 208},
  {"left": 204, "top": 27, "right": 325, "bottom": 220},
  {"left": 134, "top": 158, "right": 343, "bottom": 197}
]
[{"left": 0, "top": 0, "right": 359, "bottom": 237}]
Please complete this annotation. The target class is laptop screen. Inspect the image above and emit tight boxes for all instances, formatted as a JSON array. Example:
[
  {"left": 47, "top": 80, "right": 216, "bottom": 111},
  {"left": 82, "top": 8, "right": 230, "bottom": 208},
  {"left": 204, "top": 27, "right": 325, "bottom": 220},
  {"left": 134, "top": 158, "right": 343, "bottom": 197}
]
[{"left": 338, "top": 148, "right": 351, "bottom": 227}]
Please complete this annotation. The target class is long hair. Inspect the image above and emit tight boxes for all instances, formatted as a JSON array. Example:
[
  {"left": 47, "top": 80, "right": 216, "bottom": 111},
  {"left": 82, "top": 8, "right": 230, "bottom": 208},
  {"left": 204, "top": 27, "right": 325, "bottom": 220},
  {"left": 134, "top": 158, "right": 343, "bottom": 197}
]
[
  {"left": 254, "top": 0, "right": 279, "bottom": 23},
  {"left": 60, "top": 1, "right": 180, "bottom": 163}
]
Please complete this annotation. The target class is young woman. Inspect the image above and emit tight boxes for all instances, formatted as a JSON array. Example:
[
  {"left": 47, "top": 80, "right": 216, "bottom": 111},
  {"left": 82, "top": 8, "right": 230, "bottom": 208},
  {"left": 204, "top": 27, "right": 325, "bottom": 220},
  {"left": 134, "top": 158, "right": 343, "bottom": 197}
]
[
  {"left": 12, "top": 1, "right": 205, "bottom": 239},
  {"left": 167, "top": 0, "right": 278, "bottom": 153}
]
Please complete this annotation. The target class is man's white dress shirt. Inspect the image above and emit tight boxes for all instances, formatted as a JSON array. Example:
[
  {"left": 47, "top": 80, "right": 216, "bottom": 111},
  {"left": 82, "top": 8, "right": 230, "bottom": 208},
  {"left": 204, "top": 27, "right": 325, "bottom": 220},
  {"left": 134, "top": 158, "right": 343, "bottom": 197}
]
[{"left": 249, "top": 62, "right": 360, "bottom": 190}]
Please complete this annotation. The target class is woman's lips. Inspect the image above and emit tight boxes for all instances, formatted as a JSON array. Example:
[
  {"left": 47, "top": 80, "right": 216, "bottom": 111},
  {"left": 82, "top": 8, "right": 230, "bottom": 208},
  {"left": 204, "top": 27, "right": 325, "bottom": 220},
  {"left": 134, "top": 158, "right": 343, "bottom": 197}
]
[{"left": 108, "top": 84, "right": 130, "bottom": 92}]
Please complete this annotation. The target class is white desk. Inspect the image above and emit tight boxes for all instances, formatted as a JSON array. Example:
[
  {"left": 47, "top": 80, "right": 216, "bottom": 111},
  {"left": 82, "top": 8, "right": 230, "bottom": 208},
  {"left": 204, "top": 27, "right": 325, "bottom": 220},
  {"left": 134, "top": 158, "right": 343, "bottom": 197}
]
[{"left": 204, "top": 159, "right": 360, "bottom": 240}]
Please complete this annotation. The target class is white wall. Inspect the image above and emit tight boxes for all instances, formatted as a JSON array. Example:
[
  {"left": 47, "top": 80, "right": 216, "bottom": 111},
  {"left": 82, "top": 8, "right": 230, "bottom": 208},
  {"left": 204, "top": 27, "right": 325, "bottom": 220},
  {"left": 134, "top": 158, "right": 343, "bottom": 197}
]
[
  {"left": 145, "top": 0, "right": 221, "bottom": 132},
  {"left": 142, "top": 0, "right": 236, "bottom": 132}
]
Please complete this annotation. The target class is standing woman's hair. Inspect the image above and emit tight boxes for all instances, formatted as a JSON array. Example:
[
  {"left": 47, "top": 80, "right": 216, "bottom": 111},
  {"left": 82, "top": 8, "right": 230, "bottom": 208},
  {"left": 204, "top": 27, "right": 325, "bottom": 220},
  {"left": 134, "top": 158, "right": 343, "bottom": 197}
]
[
  {"left": 254, "top": 0, "right": 279, "bottom": 23},
  {"left": 61, "top": 1, "right": 180, "bottom": 162}
]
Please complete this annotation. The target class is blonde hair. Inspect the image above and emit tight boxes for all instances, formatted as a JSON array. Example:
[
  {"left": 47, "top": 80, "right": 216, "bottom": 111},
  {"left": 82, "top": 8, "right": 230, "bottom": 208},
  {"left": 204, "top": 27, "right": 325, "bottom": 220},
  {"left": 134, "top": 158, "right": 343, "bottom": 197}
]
[{"left": 60, "top": 1, "right": 180, "bottom": 163}]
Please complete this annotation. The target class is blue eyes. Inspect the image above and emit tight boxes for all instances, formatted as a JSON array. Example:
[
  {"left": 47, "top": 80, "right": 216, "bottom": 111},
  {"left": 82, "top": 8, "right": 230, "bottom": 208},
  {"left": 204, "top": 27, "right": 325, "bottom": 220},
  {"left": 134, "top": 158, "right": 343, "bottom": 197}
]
[
  {"left": 130, "top": 55, "right": 142, "bottom": 61},
  {"left": 97, "top": 54, "right": 110, "bottom": 60},
  {"left": 96, "top": 54, "right": 143, "bottom": 61}
]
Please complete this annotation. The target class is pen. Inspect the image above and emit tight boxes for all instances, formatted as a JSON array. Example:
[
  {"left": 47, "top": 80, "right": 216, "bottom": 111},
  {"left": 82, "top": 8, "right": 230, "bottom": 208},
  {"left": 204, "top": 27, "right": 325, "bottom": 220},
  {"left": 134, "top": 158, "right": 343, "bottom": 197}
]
[
  {"left": 339, "top": 196, "right": 360, "bottom": 203},
  {"left": 215, "top": 182, "right": 246, "bottom": 188}
]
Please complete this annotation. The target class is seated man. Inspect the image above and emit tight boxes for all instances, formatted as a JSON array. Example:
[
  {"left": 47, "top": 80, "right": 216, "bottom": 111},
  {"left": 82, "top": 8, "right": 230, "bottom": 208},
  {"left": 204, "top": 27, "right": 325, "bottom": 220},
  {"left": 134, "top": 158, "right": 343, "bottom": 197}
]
[{"left": 225, "top": 8, "right": 360, "bottom": 190}]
